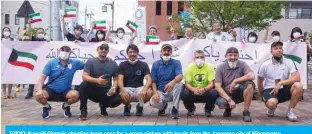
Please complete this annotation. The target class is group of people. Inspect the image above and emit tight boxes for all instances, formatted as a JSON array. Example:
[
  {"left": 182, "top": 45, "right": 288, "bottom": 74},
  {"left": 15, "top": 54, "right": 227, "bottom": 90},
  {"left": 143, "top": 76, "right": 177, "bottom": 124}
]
[{"left": 1, "top": 19, "right": 309, "bottom": 123}]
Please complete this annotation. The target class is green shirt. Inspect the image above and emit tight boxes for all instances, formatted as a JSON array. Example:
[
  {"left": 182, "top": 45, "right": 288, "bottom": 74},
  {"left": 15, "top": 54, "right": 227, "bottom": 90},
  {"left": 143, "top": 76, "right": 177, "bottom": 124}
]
[{"left": 185, "top": 63, "right": 215, "bottom": 88}]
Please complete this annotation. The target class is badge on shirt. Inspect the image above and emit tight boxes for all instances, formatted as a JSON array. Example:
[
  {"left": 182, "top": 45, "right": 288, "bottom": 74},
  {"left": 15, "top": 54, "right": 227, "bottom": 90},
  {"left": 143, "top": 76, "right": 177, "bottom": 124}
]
[{"left": 68, "top": 64, "right": 72, "bottom": 70}]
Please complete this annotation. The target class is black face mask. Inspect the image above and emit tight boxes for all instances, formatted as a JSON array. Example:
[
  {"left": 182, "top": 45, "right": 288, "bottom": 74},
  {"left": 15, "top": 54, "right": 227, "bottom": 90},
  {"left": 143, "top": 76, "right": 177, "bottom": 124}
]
[{"left": 273, "top": 56, "right": 282, "bottom": 61}]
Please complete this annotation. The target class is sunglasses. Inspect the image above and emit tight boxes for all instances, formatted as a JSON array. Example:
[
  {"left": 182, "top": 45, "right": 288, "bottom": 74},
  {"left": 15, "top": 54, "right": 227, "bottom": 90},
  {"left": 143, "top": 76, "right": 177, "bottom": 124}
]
[{"left": 99, "top": 46, "right": 108, "bottom": 51}]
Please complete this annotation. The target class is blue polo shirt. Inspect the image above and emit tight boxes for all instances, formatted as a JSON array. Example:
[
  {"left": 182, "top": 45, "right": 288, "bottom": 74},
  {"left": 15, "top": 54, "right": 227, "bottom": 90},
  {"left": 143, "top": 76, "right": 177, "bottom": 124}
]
[
  {"left": 151, "top": 58, "right": 183, "bottom": 92},
  {"left": 42, "top": 58, "right": 85, "bottom": 93}
]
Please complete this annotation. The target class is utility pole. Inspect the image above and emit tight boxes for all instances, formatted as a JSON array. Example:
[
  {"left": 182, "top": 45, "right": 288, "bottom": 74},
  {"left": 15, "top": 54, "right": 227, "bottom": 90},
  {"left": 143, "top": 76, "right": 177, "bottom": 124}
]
[
  {"left": 86, "top": 11, "right": 94, "bottom": 29},
  {"left": 103, "top": 1, "right": 114, "bottom": 30}
]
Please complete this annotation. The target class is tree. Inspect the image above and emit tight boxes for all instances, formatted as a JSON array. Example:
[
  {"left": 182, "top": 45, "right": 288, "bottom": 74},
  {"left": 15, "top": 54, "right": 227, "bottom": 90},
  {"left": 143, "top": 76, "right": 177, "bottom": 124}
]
[{"left": 166, "top": 1, "right": 288, "bottom": 37}]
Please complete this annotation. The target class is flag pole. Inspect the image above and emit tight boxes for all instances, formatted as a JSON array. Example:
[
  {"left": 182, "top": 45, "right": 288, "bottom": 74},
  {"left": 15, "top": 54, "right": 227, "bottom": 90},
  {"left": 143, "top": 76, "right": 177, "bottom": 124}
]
[{"left": 1, "top": 44, "right": 15, "bottom": 77}]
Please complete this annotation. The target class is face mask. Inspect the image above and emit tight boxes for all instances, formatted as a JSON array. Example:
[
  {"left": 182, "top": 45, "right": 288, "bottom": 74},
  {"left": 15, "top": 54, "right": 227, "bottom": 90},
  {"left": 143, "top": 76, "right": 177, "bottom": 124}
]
[
  {"left": 248, "top": 37, "right": 256, "bottom": 43},
  {"left": 128, "top": 59, "right": 138, "bottom": 64},
  {"left": 272, "top": 36, "right": 280, "bottom": 42},
  {"left": 3, "top": 31, "right": 10, "bottom": 37},
  {"left": 37, "top": 34, "right": 44, "bottom": 39},
  {"left": 195, "top": 59, "right": 205, "bottom": 67},
  {"left": 228, "top": 60, "right": 238, "bottom": 69},
  {"left": 117, "top": 33, "right": 124, "bottom": 38},
  {"left": 75, "top": 30, "right": 81, "bottom": 35},
  {"left": 293, "top": 32, "right": 301, "bottom": 39},
  {"left": 273, "top": 56, "right": 282, "bottom": 61},
  {"left": 97, "top": 34, "right": 104, "bottom": 39},
  {"left": 59, "top": 51, "right": 70, "bottom": 60},
  {"left": 161, "top": 55, "right": 171, "bottom": 62}
]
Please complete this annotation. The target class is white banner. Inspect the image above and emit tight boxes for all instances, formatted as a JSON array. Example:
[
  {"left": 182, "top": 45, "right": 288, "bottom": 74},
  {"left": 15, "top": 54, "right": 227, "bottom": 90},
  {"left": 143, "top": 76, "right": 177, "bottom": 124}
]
[{"left": 1, "top": 40, "right": 307, "bottom": 89}]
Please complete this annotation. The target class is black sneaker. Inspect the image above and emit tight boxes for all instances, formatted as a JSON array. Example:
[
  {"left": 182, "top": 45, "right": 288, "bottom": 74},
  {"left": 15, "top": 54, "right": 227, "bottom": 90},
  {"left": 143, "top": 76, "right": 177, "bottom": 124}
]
[
  {"left": 62, "top": 103, "right": 72, "bottom": 117},
  {"left": 171, "top": 107, "right": 179, "bottom": 119},
  {"left": 99, "top": 104, "right": 108, "bottom": 116},
  {"left": 242, "top": 110, "right": 252, "bottom": 122},
  {"left": 135, "top": 103, "right": 143, "bottom": 116},
  {"left": 205, "top": 111, "right": 212, "bottom": 117},
  {"left": 158, "top": 103, "right": 168, "bottom": 116},
  {"left": 187, "top": 106, "right": 196, "bottom": 116},
  {"left": 79, "top": 110, "right": 88, "bottom": 121},
  {"left": 41, "top": 104, "right": 52, "bottom": 119},
  {"left": 124, "top": 104, "right": 131, "bottom": 116},
  {"left": 223, "top": 108, "right": 232, "bottom": 117}
]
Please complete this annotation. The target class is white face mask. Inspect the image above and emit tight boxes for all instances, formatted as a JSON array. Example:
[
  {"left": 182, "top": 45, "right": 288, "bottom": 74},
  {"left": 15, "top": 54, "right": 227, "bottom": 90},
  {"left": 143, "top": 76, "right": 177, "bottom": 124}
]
[
  {"left": 272, "top": 36, "right": 280, "bottom": 42},
  {"left": 97, "top": 34, "right": 104, "bottom": 39},
  {"left": 128, "top": 59, "right": 138, "bottom": 64},
  {"left": 59, "top": 51, "right": 70, "bottom": 60},
  {"left": 293, "top": 32, "right": 301, "bottom": 39},
  {"left": 228, "top": 60, "right": 238, "bottom": 69},
  {"left": 161, "top": 55, "right": 171, "bottom": 61},
  {"left": 195, "top": 59, "right": 205, "bottom": 67},
  {"left": 3, "top": 31, "right": 10, "bottom": 37},
  {"left": 37, "top": 34, "right": 44, "bottom": 39},
  {"left": 248, "top": 37, "right": 256, "bottom": 43},
  {"left": 117, "top": 33, "right": 124, "bottom": 38}
]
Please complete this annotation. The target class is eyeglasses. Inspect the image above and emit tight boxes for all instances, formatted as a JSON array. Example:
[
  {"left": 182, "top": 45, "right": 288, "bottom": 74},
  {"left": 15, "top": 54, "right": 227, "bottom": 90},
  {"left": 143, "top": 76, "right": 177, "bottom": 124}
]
[
  {"left": 99, "top": 46, "right": 108, "bottom": 51},
  {"left": 61, "top": 48, "right": 71, "bottom": 52}
]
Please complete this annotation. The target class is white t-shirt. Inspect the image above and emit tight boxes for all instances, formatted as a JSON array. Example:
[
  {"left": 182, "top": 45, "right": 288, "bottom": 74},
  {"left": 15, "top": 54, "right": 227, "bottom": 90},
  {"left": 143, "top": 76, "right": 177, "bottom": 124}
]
[
  {"left": 112, "top": 36, "right": 131, "bottom": 45},
  {"left": 205, "top": 32, "right": 233, "bottom": 41},
  {"left": 258, "top": 57, "right": 298, "bottom": 89}
]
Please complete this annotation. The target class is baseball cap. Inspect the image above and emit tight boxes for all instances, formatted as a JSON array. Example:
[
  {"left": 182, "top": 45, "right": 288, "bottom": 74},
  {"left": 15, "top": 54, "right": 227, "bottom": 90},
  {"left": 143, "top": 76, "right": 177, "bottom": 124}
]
[
  {"left": 271, "top": 41, "right": 283, "bottom": 48},
  {"left": 225, "top": 47, "right": 239, "bottom": 55},
  {"left": 161, "top": 44, "right": 172, "bottom": 50}
]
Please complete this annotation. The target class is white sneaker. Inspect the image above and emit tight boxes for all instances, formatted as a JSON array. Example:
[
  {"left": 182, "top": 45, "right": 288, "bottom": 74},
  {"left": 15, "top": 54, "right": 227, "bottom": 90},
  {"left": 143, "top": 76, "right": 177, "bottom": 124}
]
[
  {"left": 267, "top": 108, "right": 275, "bottom": 117},
  {"left": 286, "top": 109, "right": 298, "bottom": 122}
]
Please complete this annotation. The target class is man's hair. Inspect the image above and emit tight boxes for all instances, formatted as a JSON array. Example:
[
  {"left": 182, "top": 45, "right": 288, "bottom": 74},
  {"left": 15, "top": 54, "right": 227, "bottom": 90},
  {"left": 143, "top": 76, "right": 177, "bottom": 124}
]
[
  {"left": 74, "top": 25, "right": 84, "bottom": 33},
  {"left": 194, "top": 50, "right": 204, "bottom": 57},
  {"left": 126, "top": 44, "right": 139, "bottom": 53}
]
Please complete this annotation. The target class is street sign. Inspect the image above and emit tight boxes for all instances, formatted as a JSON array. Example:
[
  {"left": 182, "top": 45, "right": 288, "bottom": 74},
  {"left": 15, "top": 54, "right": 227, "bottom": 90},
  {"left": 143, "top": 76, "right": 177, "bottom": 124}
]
[{"left": 17, "top": 0, "right": 34, "bottom": 18}]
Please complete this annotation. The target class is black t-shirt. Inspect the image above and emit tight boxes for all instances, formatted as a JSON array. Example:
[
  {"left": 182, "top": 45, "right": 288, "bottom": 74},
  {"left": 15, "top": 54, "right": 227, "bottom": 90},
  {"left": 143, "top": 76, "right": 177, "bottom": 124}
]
[
  {"left": 65, "top": 32, "right": 85, "bottom": 42},
  {"left": 90, "top": 38, "right": 105, "bottom": 42},
  {"left": 31, "top": 36, "right": 46, "bottom": 41},
  {"left": 117, "top": 60, "right": 150, "bottom": 88}
]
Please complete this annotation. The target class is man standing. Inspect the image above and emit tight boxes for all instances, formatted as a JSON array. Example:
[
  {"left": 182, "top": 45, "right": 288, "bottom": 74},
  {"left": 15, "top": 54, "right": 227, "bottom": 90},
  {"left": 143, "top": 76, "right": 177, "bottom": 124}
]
[
  {"left": 171, "top": 26, "right": 195, "bottom": 40},
  {"left": 149, "top": 44, "right": 183, "bottom": 119},
  {"left": 214, "top": 47, "right": 255, "bottom": 122},
  {"left": 205, "top": 23, "right": 236, "bottom": 41},
  {"left": 257, "top": 41, "right": 303, "bottom": 122},
  {"left": 79, "top": 42, "right": 122, "bottom": 121},
  {"left": 181, "top": 50, "right": 217, "bottom": 117},
  {"left": 35, "top": 45, "right": 84, "bottom": 118},
  {"left": 118, "top": 44, "right": 152, "bottom": 116}
]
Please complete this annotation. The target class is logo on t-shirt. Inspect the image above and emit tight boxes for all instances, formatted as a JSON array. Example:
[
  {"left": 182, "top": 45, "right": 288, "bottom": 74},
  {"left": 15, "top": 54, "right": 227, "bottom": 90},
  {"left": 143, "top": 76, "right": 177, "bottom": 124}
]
[
  {"left": 136, "top": 70, "right": 142, "bottom": 76},
  {"left": 194, "top": 74, "right": 205, "bottom": 82}
]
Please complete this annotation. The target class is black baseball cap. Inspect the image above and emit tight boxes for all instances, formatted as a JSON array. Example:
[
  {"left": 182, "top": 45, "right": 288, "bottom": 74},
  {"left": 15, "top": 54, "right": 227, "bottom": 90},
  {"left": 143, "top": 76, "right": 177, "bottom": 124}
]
[
  {"left": 161, "top": 44, "right": 172, "bottom": 50},
  {"left": 226, "top": 47, "right": 239, "bottom": 55}
]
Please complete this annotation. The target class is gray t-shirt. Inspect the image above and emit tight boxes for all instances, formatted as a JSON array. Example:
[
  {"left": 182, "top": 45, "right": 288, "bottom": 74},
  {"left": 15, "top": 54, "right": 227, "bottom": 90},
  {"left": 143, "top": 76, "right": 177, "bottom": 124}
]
[
  {"left": 84, "top": 57, "right": 118, "bottom": 88},
  {"left": 215, "top": 60, "right": 253, "bottom": 93}
]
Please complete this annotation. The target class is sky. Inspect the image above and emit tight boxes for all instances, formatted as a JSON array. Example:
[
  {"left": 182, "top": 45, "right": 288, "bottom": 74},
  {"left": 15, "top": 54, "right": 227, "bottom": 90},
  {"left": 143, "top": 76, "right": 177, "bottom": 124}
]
[{"left": 78, "top": 0, "right": 138, "bottom": 32}]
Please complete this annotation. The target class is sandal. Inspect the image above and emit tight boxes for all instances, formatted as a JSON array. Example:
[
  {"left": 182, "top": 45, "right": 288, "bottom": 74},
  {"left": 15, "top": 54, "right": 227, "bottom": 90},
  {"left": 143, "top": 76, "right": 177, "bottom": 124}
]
[
  {"left": 7, "top": 95, "right": 14, "bottom": 99},
  {"left": 2, "top": 95, "right": 7, "bottom": 99}
]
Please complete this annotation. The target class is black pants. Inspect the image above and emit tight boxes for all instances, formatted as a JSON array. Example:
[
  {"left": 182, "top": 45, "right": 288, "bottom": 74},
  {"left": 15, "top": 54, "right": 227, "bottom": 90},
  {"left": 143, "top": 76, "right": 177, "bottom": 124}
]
[
  {"left": 79, "top": 81, "right": 122, "bottom": 111},
  {"left": 181, "top": 89, "right": 218, "bottom": 112}
]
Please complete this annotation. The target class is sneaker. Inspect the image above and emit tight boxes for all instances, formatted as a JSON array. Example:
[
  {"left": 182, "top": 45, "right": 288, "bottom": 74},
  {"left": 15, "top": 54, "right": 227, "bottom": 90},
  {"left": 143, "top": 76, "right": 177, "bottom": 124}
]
[
  {"left": 79, "top": 110, "right": 88, "bottom": 121},
  {"left": 123, "top": 104, "right": 131, "bottom": 116},
  {"left": 61, "top": 103, "right": 72, "bottom": 117},
  {"left": 42, "top": 104, "right": 52, "bottom": 119},
  {"left": 286, "top": 109, "right": 298, "bottom": 122},
  {"left": 223, "top": 108, "right": 232, "bottom": 117},
  {"left": 204, "top": 111, "right": 212, "bottom": 117},
  {"left": 99, "top": 104, "right": 108, "bottom": 116},
  {"left": 242, "top": 110, "right": 252, "bottom": 122},
  {"left": 187, "top": 106, "right": 196, "bottom": 116},
  {"left": 158, "top": 103, "right": 168, "bottom": 116},
  {"left": 24, "top": 91, "right": 33, "bottom": 99},
  {"left": 171, "top": 107, "right": 179, "bottom": 119},
  {"left": 267, "top": 108, "right": 275, "bottom": 117},
  {"left": 135, "top": 103, "right": 143, "bottom": 116}
]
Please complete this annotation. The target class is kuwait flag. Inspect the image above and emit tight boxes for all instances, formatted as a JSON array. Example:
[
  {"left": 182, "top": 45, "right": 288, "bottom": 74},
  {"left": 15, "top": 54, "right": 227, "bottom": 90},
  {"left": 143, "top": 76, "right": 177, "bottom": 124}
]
[
  {"left": 94, "top": 20, "right": 106, "bottom": 30},
  {"left": 64, "top": 8, "right": 77, "bottom": 18},
  {"left": 146, "top": 35, "right": 160, "bottom": 45},
  {"left": 29, "top": 13, "right": 42, "bottom": 23},
  {"left": 126, "top": 20, "right": 138, "bottom": 32},
  {"left": 8, "top": 49, "right": 38, "bottom": 71}
]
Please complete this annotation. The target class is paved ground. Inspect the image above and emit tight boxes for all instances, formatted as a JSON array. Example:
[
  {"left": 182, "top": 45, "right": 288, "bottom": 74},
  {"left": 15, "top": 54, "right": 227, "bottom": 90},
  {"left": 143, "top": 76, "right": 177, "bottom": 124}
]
[{"left": 2, "top": 88, "right": 312, "bottom": 133}]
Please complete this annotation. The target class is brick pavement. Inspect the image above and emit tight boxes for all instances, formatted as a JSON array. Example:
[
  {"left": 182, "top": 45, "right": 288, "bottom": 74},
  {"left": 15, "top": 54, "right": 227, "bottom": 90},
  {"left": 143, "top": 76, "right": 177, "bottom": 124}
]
[{"left": 2, "top": 88, "right": 312, "bottom": 133}]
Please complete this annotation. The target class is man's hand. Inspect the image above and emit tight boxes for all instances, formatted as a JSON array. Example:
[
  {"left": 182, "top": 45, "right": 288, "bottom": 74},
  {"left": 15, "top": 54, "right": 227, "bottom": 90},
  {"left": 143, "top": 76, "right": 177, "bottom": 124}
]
[
  {"left": 139, "top": 89, "right": 147, "bottom": 99},
  {"left": 97, "top": 75, "right": 108, "bottom": 85},
  {"left": 121, "top": 91, "right": 131, "bottom": 103},
  {"left": 229, "top": 79, "right": 238, "bottom": 93},
  {"left": 228, "top": 99, "right": 236, "bottom": 109},
  {"left": 74, "top": 40, "right": 80, "bottom": 43},
  {"left": 271, "top": 82, "right": 282, "bottom": 96},
  {"left": 36, "top": 89, "right": 47, "bottom": 98},
  {"left": 108, "top": 87, "right": 116, "bottom": 96},
  {"left": 152, "top": 92, "right": 160, "bottom": 104},
  {"left": 164, "top": 80, "right": 176, "bottom": 93}
]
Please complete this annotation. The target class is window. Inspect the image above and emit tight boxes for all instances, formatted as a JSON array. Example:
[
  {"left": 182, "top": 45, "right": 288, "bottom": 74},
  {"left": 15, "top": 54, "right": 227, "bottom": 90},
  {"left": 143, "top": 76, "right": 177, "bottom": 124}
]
[
  {"left": 167, "top": 1, "right": 172, "bottom": 15},
  {"left": 156, "top": 1, "right": 161, "bottom": 15},
  {"left": 5, "top": 14, "right": 9, "bottom": 25},
  {"left": 15, "top": 14, "right": 19, "bottom": 25},
  {"left": 178, "top": 1, "right": 184, "bottom": 15},
  {"left": 286, "top": 8, "right": 312, "bottom": 19}
]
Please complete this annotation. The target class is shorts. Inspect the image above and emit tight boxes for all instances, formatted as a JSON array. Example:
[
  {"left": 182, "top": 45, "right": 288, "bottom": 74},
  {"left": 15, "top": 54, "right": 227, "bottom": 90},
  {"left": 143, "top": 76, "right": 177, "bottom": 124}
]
[
  {"left": 262, "top": 85, "right": 292, "bottom": 103},
  {"left": 45, "top": 87, "right": 71, "bottom": 102}
]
